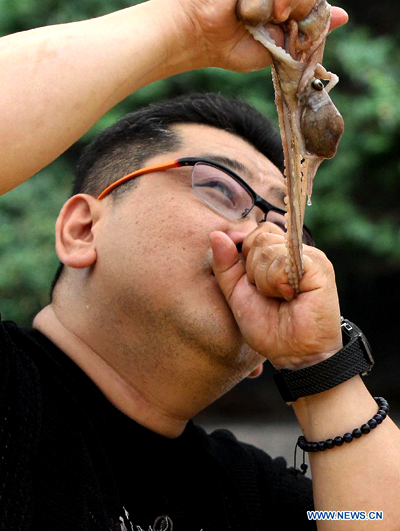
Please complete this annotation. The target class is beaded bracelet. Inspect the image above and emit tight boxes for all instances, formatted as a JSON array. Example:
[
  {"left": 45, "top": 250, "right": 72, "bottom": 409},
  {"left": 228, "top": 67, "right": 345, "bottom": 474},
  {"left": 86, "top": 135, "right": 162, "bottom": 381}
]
[{"left": 291, "top": 397, "right": 389, "bottom": 476}]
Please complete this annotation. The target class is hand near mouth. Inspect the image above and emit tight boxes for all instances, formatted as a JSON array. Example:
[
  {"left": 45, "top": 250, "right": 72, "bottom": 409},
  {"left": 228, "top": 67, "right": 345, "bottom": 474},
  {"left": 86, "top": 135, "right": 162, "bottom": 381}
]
[{"left": 210, "top": 225, "right": 342, "bottom": 370}]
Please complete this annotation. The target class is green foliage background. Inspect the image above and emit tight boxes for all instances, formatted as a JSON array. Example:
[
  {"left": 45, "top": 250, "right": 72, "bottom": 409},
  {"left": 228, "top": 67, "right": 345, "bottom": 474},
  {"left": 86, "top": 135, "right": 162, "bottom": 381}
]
[{"left": 1, "top": 0, "right": 399, "bottom": 409}]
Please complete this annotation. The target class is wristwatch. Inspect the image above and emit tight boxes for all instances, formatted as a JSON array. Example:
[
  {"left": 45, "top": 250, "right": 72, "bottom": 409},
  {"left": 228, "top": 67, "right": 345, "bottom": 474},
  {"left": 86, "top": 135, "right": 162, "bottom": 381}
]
[{"left": 273, "top": 317, "right": 374, "bottom": 402}]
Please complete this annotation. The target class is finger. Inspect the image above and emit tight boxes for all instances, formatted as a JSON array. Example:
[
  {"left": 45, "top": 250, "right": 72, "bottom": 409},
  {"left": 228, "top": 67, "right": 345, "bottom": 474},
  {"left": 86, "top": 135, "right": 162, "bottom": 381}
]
[
  {"left": 236, "top": 0, "right": 274, "bottom": 26},
  {"left": 272, "top": 0, "right": 314, "bottom": 22},
  {"left": 271, "top": 1, "right": 348, "bottom": 30},
  {"left": 247, "top": 238, "right": 334, "bottom": 301},
  {"left": 299, "top": 246, "right": 336, "bottom": 292},
  {"left": 210, "top": 231, "right": 245, "bottom": 303},
  {"left": 330, "top": 7, "right": 349, "bottom": 31},
  {"left": 247, "top": 237, "right": 296, "bottom": 301},
  {"left": 245, "top": 231, "right": 284, "bottom": 283},
  {"left": 242, "top": 221, "right": 285, "bottom": 261}
]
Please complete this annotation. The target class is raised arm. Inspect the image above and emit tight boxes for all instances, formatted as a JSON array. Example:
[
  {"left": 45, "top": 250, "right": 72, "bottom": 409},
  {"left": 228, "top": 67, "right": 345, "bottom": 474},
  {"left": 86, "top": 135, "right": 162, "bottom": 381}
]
[
  {"left": 212, "top": 224, "right": 400, "bottom": 528},
  {"left": 0, "top": 0, "right": 347, "bottom": 196},
  {"left": 0, "top": 0, "right": 196, "bottom": 195}
]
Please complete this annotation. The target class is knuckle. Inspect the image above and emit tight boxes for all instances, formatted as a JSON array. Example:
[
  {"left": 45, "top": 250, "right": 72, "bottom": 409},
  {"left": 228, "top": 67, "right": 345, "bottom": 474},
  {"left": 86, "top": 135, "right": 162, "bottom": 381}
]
[
  {"left": 254, "top": 273, "right": 271, "bottom": 295},
  {"left": 260, "top": 247, "right": 272, "bottom": 263},
  {"left": 254, "top": 232, "right": 267, "bottom": 246},
  {"left": 305, "top": 247, "right": 336, "bottom": 276},
  {"left": 255, "top": 231, "right": 273, "bottom": 249},
  {"left": 271, "top": 251, "right": 287, "bottom": 269},
  {"left": 306, "top": 246, "right": 329, "bottom": 263}
]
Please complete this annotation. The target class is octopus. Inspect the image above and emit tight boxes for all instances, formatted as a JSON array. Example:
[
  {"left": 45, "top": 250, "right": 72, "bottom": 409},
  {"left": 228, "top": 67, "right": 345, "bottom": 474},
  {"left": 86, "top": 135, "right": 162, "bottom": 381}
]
[{"left": 238, "top": 0, "right": 344, "bottom": 292}]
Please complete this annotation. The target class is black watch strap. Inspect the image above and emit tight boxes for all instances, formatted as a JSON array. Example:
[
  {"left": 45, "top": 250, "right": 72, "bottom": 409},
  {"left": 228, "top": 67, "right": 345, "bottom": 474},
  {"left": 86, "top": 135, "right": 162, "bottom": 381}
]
[{"left": 273, "top": 318, "right": 374, "bottom": 402}]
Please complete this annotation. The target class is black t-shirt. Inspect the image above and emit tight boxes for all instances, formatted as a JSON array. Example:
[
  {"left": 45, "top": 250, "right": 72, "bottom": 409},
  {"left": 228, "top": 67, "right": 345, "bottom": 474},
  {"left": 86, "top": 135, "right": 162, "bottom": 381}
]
[{"left": 0, "top": 318, "right": 315, "bottom": 530}]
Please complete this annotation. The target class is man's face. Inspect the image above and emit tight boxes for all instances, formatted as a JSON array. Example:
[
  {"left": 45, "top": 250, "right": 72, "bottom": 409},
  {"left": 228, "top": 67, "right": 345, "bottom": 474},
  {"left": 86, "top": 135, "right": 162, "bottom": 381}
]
[{"left": 92, "top": 123, "right": 286, "bottom": 376}]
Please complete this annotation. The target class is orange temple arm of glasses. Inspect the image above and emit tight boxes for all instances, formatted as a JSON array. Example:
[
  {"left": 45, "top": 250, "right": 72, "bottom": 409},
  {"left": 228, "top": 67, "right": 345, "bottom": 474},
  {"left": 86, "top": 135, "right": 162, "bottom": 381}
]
[{"left": 97, "top": 159, "right": 182, "bottom": 200}]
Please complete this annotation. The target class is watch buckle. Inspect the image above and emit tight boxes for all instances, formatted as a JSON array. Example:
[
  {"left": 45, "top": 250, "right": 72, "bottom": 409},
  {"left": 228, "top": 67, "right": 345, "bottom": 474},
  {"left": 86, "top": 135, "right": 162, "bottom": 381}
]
[{"left": 341, "top": 316, "right": 356, "bottom": 339}]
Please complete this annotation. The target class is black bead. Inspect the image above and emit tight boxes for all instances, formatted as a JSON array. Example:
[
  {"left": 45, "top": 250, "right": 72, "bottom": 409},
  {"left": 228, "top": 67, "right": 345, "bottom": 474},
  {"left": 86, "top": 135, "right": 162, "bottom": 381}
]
[
  {"left": 368, "top": 419, "right": 378, "bottom": 429},
  {"left": 352, "top": 428, "right": 362, "bottom": 438},
  {"left": 325, "top": 438, "right": 334, "bottom": 449},
  {"left": 334, "top": 436, "right": 344, "bottom": 446},
  {"left": 298, "top": 439, "right": 307, "bottom": 451},
  {"left": 343, "top": 432, "right": 353, "bottom": 443},
  {"left": 373, "top": 414, "right": 383, "bottom": 424},
  {"left": 380, "top": 405, "right": 389, "bottom": 413},
  {"left": 317, "top": 441, "right": 326, "bottom": 451},
  {"left": 378, "top": 410, "right": 387, "bottom": 420},
  {"left": 300, "top": 463, "right": 308, "bottom": 472},
  {"left": 361, "top": 423, "right": 371, "bottom": 434},
  {"left": 291, "top": 468, "right": 299, "bottom": 477},
  {"left": 310, "top": 442, "right": 319, "bottom": 452},
  {"left": 301, "top": 441, "right": 311, "bottom": 452}
]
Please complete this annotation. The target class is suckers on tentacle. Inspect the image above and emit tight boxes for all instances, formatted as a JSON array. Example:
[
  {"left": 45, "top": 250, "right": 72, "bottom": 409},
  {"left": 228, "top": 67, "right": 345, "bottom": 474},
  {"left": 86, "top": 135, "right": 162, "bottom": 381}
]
[{"left": 244, "top": 0, "right": 344, "bottom": 292}]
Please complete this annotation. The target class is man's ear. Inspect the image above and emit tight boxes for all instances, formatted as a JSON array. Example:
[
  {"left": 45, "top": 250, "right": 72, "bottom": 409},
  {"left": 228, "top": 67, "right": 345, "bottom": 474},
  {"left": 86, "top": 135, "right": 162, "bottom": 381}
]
[{"left": 55, "top": 194, "right": 101, "bottom": 269}]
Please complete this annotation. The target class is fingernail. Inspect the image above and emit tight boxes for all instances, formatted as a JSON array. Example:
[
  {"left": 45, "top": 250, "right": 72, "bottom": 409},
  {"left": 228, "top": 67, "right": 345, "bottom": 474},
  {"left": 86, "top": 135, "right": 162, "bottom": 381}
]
[
  {"left": 279, "top": 6, "right": 291, "bottom": 21},
  {"left": 281, "top": 285, "right": 295, "bottom": 302}
]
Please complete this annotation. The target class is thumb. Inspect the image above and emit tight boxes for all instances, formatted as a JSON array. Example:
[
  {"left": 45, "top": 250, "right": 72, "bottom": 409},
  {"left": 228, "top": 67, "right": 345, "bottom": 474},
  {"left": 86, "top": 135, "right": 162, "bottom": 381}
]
[
  {"left": 210, "top": 231, "right": 246, "bottom": 303},
  {"left": 330, "top": 7, "right": 349, "bottom": 31}
]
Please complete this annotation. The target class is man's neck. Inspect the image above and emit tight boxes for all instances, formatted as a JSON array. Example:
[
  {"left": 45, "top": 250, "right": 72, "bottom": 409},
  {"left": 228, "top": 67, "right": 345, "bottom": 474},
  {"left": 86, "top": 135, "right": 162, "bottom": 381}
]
[{"left": 33, "top": 305, "right": 189, "bottom": 438}]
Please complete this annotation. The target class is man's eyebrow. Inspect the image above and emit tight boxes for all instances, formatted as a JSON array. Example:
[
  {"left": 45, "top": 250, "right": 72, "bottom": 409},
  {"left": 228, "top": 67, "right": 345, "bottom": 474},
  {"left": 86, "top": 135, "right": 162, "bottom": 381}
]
[{"left": 196, "top": 154, "right": 251, "bottom": 178}]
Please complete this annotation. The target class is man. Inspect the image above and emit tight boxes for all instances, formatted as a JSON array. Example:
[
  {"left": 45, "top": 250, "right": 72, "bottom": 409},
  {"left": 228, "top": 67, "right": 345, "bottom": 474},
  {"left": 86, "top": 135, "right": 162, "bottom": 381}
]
[{"left": 1, "top": 0, "right": 400, "bottom": 530}]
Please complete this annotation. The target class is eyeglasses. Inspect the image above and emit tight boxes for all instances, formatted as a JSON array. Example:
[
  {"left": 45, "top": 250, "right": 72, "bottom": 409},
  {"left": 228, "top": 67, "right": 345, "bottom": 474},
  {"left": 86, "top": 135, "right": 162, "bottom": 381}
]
[{"left": 97, "top": 157, "right": 314, "bottom": 246}]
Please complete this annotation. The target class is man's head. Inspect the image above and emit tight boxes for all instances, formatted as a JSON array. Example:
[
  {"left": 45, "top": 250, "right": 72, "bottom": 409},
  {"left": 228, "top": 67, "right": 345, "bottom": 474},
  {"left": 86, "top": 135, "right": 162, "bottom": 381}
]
[
  {"left": 51, "top": 93, "right": 283, "bottom": 294},
  {"left": 50, "top": 93, "right": 288, "bottom": 402}
]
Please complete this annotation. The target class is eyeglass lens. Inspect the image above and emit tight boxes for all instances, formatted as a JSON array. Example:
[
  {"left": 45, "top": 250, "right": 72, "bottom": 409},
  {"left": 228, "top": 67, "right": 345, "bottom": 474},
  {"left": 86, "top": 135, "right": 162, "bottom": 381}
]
[
  {"left": 191, "top": 163, "right": 254, "bottom": 219},
  {"left": 191, "top": 162, "right": 314, "bottom": 245}
]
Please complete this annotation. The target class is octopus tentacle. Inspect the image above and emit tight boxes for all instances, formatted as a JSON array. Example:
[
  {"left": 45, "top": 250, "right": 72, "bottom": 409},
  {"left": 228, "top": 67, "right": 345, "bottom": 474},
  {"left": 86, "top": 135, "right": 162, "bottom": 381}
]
[{"left": 245, "top": 1, "right": 344, "bottom": 293}]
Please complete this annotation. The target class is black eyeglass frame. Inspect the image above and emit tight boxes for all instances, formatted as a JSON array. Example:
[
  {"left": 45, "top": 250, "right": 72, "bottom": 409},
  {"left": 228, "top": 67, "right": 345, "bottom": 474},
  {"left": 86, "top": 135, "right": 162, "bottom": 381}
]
[
  {"left": 179, "top": 157, "right": 314, "bottom": 245},
  {"left": 96, "top": 155, "right": 314, "bottom": 245},
  {"left": 180, "top": 157, "right": 286, "bottom": 221}
]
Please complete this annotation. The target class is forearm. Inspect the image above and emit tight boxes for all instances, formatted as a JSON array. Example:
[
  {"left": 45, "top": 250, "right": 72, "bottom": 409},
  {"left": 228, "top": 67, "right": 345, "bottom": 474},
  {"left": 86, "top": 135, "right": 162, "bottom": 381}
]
[
  {"left": 292, "top": 376, "right": 400, "bottom": 529},
  {"left": 0, "top": 0, "right": 193, "bottom": 195}
]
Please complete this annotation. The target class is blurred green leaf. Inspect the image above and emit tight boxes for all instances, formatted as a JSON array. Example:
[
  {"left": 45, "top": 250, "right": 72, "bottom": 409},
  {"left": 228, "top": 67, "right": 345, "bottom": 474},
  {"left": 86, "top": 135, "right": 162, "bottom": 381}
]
[{"left": 1, "top": 2, "right": 399, "bottom": 327}]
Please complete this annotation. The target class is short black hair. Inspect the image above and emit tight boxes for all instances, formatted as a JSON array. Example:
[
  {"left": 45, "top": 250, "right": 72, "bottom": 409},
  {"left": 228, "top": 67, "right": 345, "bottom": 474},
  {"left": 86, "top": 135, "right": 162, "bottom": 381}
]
[
  {"left": 72, "top": 92, "right": 283, "bottom": 199},
  {"left": 50, "top": 93, "right": 283, "bottom": 298}
]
